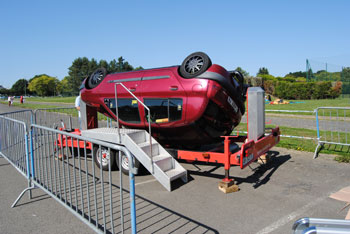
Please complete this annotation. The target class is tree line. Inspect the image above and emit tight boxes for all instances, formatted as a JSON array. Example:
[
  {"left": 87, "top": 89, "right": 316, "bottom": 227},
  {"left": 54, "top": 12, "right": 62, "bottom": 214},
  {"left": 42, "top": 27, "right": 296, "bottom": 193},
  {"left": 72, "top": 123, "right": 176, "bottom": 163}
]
[
  {"left": 1, "top": 58, "right": 349, "bottom": 98},
  {"left": 0, "top": 56, "right": 143, "bottom": 97}
]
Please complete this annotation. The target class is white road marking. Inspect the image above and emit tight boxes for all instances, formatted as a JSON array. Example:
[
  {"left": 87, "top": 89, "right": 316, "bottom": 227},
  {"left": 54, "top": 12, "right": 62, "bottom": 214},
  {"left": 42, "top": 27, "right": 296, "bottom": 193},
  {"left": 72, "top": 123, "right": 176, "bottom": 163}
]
[
  {"left": 135, "top": 179, "right": 157, "bottom": 186},
  {"left": 256, "top": 196, "right": 326, "bottom": 234}
]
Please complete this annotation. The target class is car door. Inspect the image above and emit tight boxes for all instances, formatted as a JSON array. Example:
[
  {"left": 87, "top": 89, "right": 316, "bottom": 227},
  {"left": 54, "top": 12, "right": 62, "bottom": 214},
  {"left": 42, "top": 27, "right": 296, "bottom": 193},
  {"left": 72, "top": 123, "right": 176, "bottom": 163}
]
[
  {"left": 140, "top": 69, "right": 187, "bottom": 126},
  {"left": 104, "top": 71, "right": 144, "bottom": 127}
]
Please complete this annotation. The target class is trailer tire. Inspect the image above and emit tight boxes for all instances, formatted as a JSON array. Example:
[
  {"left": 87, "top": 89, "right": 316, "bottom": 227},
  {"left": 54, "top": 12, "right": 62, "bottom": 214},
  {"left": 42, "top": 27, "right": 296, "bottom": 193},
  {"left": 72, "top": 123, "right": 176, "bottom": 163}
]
[
  {"left": 116, "top": 151, "right": 141, "bottom": 175},
  {"left": 93, "top": 146, "right": 117, "bottom": 171}
]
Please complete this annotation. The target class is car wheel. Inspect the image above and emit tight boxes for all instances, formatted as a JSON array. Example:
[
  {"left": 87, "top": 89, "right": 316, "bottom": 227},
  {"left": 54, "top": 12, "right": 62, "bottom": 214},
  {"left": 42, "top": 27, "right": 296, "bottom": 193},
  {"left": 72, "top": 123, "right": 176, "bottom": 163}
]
[
  {"left": 179, "top": 52, "right": 212, "bottom": 78},
  {"left": 86, "top": 67, "right": 107, "bottom": 89},
  {"left": 93, "top": 146, "right": 117, "bottom": 171},
  {"left": 116, "top": 151, "right": 140, "bottom": 175}
]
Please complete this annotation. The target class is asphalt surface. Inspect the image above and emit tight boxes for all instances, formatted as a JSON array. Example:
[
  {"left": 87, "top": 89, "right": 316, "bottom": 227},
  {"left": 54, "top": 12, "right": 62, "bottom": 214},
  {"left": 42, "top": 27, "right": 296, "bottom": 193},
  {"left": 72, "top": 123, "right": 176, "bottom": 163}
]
[{"left": 1, "top": 103, "right": 350, "bottom": 234}]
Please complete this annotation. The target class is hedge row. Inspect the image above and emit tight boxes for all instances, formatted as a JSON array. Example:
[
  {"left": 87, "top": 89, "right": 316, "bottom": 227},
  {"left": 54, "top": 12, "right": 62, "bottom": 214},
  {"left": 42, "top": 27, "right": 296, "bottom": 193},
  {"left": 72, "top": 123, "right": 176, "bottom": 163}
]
[{"left": 244, "top": 76, "right": 342, "bottom": 100}]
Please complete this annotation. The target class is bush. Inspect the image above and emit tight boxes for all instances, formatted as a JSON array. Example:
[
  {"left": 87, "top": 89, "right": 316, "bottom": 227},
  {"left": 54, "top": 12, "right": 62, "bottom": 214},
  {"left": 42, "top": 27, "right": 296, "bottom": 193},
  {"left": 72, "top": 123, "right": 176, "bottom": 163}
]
[
  {"left": 244, "top": 76, "right": 263, "bottom": 87},
  {"left": 249, "top": 75, "right": 341, "bottom": 100},
  {"left": 265, "top": 80, "right": 340, "bottom": 100}
]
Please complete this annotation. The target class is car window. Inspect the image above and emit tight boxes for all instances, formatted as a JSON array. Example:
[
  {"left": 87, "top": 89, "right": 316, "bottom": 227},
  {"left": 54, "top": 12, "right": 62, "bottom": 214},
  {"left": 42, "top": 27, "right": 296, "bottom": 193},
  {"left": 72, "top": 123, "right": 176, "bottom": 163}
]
[
  {"left": 144, "top": 98, "right": 182, "bottom": 123},
  {"left": 107, "top": 98, "right": 141, "bottom": 123}
]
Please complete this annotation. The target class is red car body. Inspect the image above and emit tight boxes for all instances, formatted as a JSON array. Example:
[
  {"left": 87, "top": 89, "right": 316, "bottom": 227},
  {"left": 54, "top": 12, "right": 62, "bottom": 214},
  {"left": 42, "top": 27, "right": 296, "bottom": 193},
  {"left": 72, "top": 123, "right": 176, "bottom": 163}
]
[{"left": 81, "top": 53, "right": 246, "bottom": 149}]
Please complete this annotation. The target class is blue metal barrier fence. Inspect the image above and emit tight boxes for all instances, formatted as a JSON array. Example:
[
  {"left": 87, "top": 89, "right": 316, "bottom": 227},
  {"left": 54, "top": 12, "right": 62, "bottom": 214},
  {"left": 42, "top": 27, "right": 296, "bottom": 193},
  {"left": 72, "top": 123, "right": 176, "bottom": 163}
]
[{"left": 0, "top": 110, "right": 137, "bottom": 234}]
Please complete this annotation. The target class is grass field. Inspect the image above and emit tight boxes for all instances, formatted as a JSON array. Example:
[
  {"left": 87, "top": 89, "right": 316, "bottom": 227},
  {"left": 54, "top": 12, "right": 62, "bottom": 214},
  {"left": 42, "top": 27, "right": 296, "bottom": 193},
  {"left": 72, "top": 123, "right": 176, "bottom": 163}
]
[
  {"left": 265, "top": 98, "right": 350, "bottom": 111},
  {"left": 235, "top": 123, "right": 350, "bottom": 162},
  {"left": 25, "top": 96, "right": 76, "bottom": 103},
  {"left": 1, "top": 96, "right": 349, "bottom": 162}
]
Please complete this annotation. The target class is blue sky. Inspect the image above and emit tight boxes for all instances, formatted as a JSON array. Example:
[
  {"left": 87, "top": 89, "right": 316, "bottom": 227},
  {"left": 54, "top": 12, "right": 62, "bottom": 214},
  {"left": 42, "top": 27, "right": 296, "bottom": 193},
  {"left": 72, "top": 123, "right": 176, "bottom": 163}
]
[{"left": 1, "top": 0, "right": 349, "bottom": 88}]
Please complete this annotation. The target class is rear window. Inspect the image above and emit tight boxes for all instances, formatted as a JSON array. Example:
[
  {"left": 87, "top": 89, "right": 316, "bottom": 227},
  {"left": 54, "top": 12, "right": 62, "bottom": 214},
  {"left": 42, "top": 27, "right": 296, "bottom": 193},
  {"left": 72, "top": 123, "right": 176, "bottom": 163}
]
[
  {"left": 106, "top": 98, "right": 141, "bottom": 123},
  {"left": 144, "top": 98, "right": 183, "bottom": 123}
]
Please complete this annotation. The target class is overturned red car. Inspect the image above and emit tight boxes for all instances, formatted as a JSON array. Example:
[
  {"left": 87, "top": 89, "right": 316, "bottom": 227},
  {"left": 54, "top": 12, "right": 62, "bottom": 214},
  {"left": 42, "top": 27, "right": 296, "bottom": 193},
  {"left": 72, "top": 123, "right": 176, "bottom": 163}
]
[{"left": 80, "top": 52, "right": 247, "bottom": 149}]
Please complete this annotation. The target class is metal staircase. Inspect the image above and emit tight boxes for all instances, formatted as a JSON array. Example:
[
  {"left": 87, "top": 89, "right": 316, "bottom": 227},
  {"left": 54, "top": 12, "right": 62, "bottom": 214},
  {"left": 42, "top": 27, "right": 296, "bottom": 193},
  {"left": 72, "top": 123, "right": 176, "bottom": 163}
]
[
  {"left": 123, "top": 129, "right": 187, "bottom": 191},
  {"left": 81, "top": 128, "right": 187, "bottom": 191}
]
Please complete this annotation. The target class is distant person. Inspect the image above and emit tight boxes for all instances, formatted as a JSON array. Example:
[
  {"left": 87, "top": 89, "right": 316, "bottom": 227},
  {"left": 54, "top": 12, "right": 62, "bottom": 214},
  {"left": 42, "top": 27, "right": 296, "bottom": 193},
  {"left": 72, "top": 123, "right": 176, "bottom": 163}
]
[
  {"left": 10, "top": 96, "right": 14, "bottom": 105},
  {"left": 75, "top": 95, "right": 81, "bottom": 129},
  {"left": 20, "top": 96, "right": 23, "bottom": 104},
  {"left": 8, "top": 96, "right": 11, "bottom": 106}
]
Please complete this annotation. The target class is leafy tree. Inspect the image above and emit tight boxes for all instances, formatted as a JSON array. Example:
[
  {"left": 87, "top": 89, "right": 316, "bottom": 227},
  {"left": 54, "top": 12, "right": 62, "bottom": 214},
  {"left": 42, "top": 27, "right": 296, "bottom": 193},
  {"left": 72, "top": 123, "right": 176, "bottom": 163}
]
[
  {"left": 116, "top": 56, "right": 134, "bottom": 72},
  {"left": 59, "top": 76, "right": 73, "bottom": 96},
  {"left": 342, "top": 67, "right": 350, "bottom": 82},
  {"left": 66, "top": 57, "right": 94, "bottom": 95},
  {"left": 0, "top": 87, "right": 10, "bottom": 95},
  {"left": 235, "top": 67, "right": 249, "bottom": 77},
  {"left": 11, "top": 79, "right": 29, "bottom": 96},
  {"left": 28, "top": 75, "right": 60, "bottom": 96},
  {"left": 285, "top": 71, "right": 306, "bottom": 78},
  {"left": 65, "top": 56, "right": 141, "bottom": 95},
  {"left": 257, "top": 67, "right": 269, "bottom": 76},
  {"left": 29, "top": 74, "right": 50, "bottom": 83}
]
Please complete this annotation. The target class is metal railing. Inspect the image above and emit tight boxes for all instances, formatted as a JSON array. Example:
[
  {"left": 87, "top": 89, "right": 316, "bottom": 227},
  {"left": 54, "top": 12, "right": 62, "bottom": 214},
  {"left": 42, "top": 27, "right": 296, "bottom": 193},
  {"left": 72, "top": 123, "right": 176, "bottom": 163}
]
[
  {"left": 0, "top": 109, "right": 33, "bottom": 128},
  {"left": 28, "top": 124, "right": 137, "bottom": 233},
  {"left": 314, "top": 107, "right": 350, "bottom": 158},
  {"left": 114, "top": 83, "right": 153, "bottom": 172},
  {"left": 293, "top": 217, "right": 350, "bottom": 234},
  {"left": 0, "top": 109, "right": 138, "bottom": 233},
  {"left": 0, "top": 116, "right": 33, "bottom": 205},
  {"left": 34, "top": 107, "right": 77, "bottom": 129}
]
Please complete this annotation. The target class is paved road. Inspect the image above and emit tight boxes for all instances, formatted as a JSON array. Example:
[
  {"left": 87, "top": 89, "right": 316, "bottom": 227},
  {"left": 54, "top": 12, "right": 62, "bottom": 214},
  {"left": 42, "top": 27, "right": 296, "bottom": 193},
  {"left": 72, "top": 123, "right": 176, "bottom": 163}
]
[{"left": 1, "top": 147, "right": 349, "bottom": 234}]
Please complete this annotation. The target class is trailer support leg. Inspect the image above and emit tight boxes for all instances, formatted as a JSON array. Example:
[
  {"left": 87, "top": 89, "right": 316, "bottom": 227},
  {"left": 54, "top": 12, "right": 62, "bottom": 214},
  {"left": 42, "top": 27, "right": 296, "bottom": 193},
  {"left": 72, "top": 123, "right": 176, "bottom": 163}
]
[{"left": 218, "top": 137, "right": 239, "bottom": 193}]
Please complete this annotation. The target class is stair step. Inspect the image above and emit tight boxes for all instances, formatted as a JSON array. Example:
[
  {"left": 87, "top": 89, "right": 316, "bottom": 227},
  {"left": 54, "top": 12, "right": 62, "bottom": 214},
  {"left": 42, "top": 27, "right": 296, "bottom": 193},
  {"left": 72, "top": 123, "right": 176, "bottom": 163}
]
[
  {"left": 126, "top": 131, "right": 147, "bottom": 144},
  {"left": 140, "top": 142, "right": 159, "bottom": 157},
  {"left": 137, "top": 141, "right": 151, "bottom": 147},
  {"left": 165, "top": 168, "right": 187, "bottom": 181},
  {"left": 153, "top": 154, "right": 173, "bottom": 172}
]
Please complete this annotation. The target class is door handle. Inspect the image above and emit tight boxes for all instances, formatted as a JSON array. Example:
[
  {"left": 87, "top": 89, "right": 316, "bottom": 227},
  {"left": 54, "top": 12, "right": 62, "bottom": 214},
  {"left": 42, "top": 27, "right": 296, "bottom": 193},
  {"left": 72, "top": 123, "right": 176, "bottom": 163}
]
[
  {"left": 170, "top": 86, "right": 178, "bottom": 91},
  {"left": 129, "top": 88, "right": 136, "bottom": 92}
]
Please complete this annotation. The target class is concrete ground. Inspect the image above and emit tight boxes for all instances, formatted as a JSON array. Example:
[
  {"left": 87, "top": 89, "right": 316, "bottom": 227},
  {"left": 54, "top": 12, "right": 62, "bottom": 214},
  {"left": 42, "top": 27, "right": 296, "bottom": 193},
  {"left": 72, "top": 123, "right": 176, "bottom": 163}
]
[
  {"left": 0, "top": 147, "right": 349, "bottom": 234},
  {"left": 1, "top": 103, "right": 350, "bottom": 233}
]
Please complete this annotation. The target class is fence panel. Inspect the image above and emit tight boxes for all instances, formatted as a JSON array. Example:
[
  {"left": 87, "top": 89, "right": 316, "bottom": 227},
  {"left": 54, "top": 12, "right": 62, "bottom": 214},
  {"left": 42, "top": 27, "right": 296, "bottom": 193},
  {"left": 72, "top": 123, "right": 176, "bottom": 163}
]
[
  {"left": 0, "top": 109, "right": 33, "bottom": 128},
  {"left": 30, "top": 124, "right": 137, "bottom": 233},
  {"left": 314, "top": 107, "right": 350, "bottom": 158},
  {"left": 0, "top": 116, "right": 30, "bottom": 178},
  {"left": 34, "top": 107, "right": 79, "bottom": 130}
]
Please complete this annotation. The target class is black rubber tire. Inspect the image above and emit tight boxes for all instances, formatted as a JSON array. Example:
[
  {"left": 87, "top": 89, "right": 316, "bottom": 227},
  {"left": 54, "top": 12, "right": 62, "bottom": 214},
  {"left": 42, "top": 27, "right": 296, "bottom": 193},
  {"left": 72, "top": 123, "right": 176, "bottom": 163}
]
[
  {"left": 86, "top": 67, "right": 107, "bottom": 89},
  {"left": 179, "top": 52, "right": 212, "bottom": 78},
  {"left": 116, "top": 151, "right": 141, "bottom": 175},
  {"left": 93, "top": 146, "right": 117, "bottom": 171}
]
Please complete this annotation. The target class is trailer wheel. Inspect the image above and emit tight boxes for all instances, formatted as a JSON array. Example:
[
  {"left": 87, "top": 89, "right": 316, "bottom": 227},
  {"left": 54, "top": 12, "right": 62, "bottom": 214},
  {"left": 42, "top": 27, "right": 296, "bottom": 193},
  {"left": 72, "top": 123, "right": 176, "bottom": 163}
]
[
  {"left": 179, "top": 52, "right": 212, "bottom": 78},
  {"left": 93, "top": 146, "right": 117, "bottom": 171},
  {"left": 116, "top": 151, "right": 141, "bottom": 175}
]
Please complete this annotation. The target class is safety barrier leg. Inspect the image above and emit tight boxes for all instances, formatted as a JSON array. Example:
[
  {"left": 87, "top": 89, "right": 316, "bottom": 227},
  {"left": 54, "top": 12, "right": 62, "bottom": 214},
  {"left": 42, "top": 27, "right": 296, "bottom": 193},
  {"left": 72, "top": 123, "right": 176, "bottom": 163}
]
[
  {"left": 313, "top": 143, "right": 324, "bottom": 159},
  {"left": 12, "top": 130, "right": 37, "bottom": 207},
  {"left": 11, "top": 185, "right": 36, "bottom": 208}
]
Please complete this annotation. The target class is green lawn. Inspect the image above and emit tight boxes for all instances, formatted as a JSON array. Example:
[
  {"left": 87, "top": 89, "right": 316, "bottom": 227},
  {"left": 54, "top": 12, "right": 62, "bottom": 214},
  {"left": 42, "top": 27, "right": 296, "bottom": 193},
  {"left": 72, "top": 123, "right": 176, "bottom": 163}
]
[
  {"left": 234, "top": 123, "right": 350, "bottom": 162},
  {"left": 25, "top": 96, "right": 76, "bottom": 103},
  {"left": 265, "top": 98, "right": 350, "bottom": 111}
]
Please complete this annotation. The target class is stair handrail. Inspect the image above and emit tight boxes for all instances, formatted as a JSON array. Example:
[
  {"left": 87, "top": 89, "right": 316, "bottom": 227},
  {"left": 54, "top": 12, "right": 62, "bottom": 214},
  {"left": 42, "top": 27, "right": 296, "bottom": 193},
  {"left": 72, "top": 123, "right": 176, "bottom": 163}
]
[{"left": 114, "top": 83, "right": 153, "bottom": 173}]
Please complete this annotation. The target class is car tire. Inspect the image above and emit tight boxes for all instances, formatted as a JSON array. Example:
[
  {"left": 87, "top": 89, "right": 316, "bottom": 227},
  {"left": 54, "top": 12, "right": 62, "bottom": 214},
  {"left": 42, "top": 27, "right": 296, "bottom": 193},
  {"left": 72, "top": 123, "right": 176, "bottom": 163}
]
[
  {"left": 93, "top": 146, "right": 117, "bottom": 171},
  {"left": 116, "top": 151, "right": 141, "bottom": 175},
  {"left": 86, "top": 67, "right": 107, "bottom": 89},
  {"left": 179, "top": 52, "right": 212, "bottom": 78}
]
